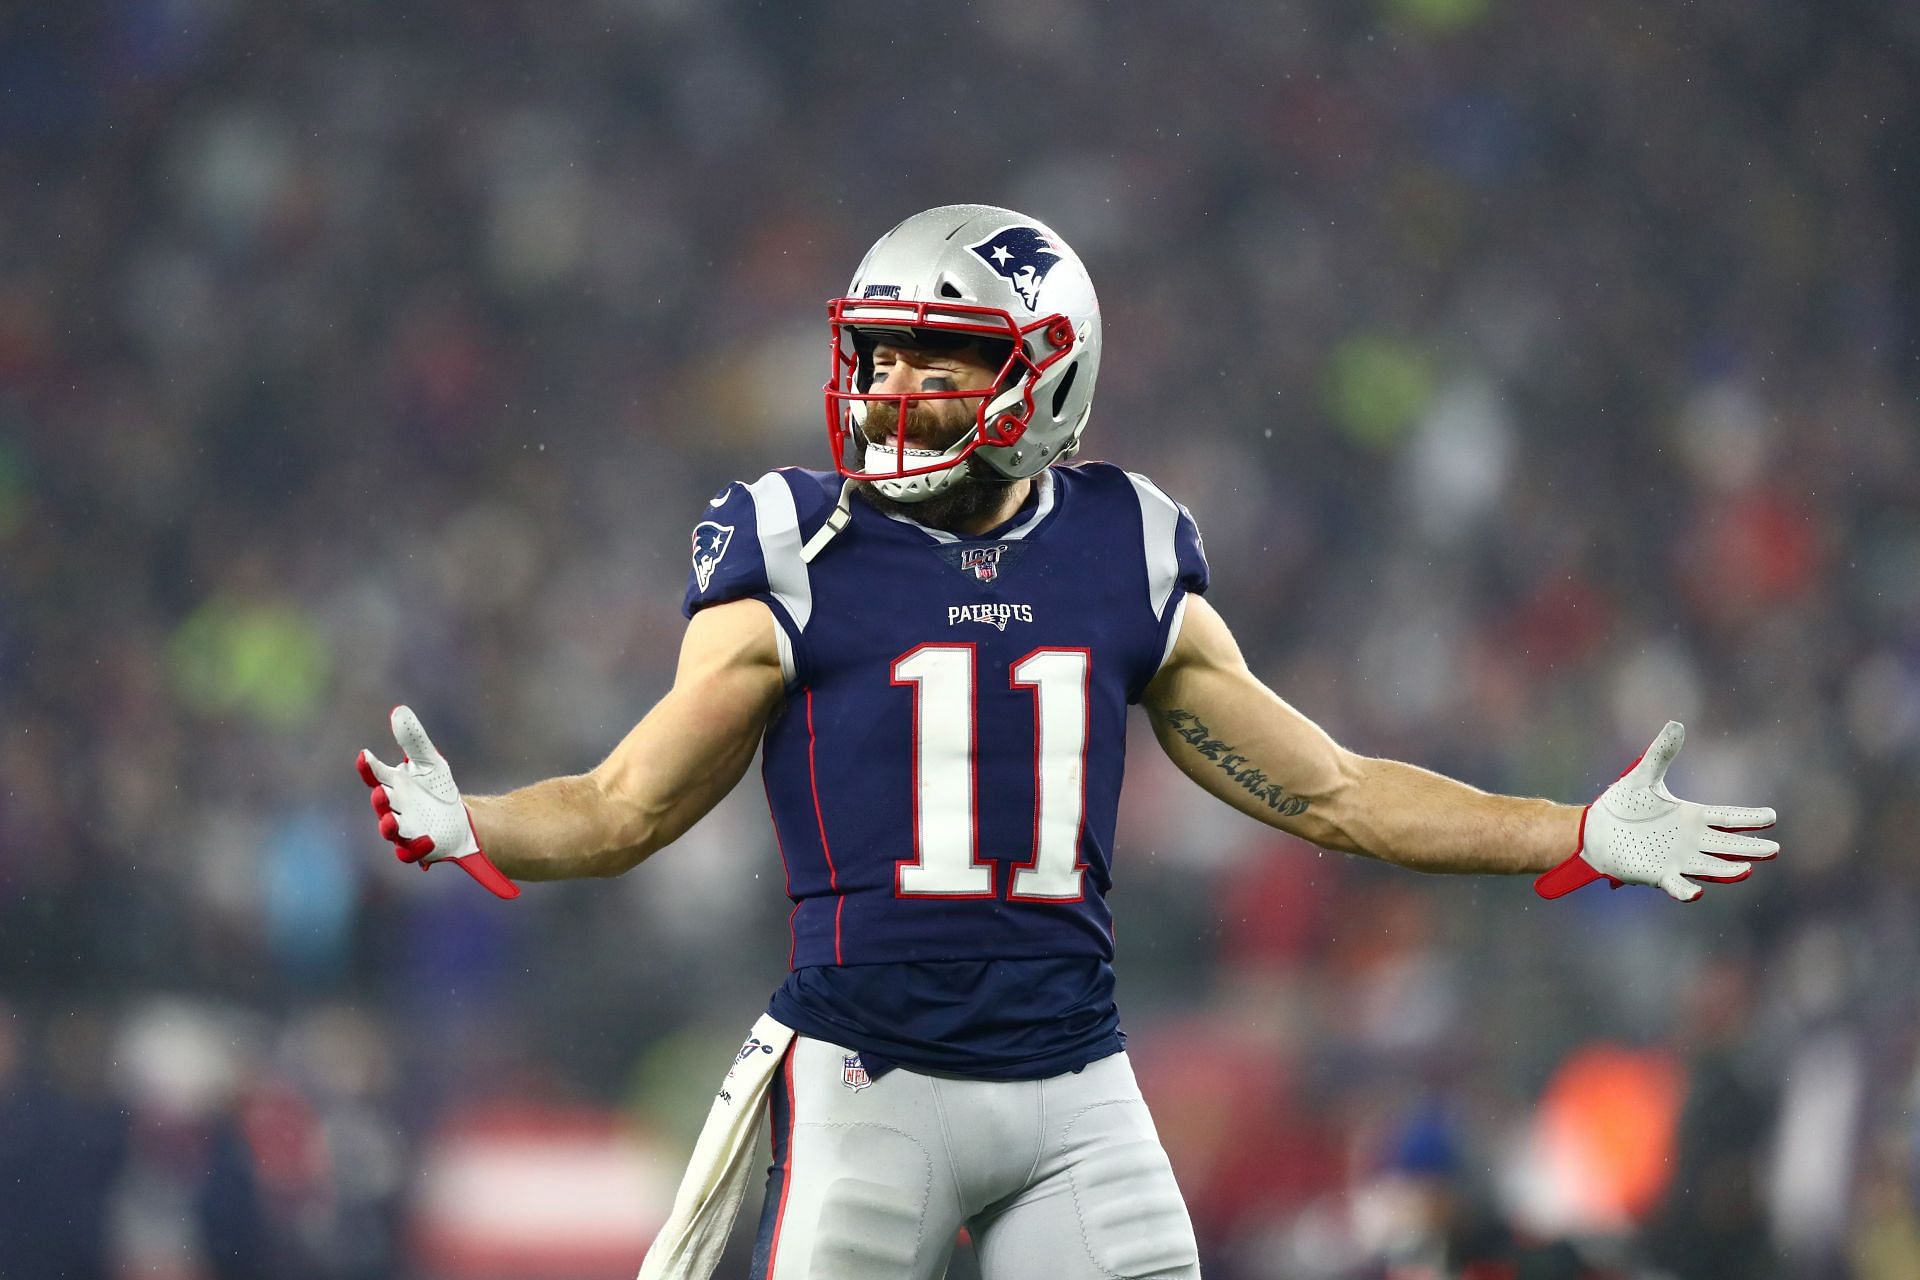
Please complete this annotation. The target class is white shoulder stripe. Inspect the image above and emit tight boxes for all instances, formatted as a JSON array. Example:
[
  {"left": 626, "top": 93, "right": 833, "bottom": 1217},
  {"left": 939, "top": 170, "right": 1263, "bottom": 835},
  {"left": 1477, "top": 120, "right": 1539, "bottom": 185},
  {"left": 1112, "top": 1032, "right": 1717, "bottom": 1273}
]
[
  {"left": 747, "top": 472, "right": 812, "bottom": 631},
  {"left": 772, "top": 625, "right": 797, "bottom": 686},
  {"left": 1157, "top": 593, "right": 1190, "bottom": 675},
  {"left": 1125, "top": 471, "right": 1181, "bottom": 621}
]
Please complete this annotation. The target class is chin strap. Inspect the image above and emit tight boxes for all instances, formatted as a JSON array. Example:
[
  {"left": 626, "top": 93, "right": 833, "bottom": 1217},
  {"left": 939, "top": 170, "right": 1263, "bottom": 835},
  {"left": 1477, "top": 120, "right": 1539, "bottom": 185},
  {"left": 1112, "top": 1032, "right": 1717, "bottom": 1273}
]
[{"left": 801, "top": 479, "right": 857, "bottom": 563}]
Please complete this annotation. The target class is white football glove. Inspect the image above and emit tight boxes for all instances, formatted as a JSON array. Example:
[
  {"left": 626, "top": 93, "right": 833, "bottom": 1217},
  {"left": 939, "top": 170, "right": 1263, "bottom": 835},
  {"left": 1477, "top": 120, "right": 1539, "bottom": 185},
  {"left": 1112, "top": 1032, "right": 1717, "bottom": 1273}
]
[
  {"left": 357, "top": 705, "right": 519, "bottom": 900},
  {"left": 1535, "top": 721, "right": 1778, "bottom": 903}
]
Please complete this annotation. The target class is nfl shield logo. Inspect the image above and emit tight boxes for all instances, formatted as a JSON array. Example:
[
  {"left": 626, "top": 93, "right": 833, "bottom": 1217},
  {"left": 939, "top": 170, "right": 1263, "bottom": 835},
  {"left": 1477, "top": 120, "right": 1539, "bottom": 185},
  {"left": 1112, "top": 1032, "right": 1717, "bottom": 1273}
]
[
  {"left": 960, "top": 545, "right": 1005, "bottom": 583},
  {"left": 841, "top": 1054, "right": 872, "bottom": 1092}
]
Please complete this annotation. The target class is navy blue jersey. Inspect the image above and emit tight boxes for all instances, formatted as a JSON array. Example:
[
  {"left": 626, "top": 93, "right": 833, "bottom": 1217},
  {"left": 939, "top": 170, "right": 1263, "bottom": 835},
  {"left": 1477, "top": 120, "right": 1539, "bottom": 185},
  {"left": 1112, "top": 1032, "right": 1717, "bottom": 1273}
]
[{"left": 682, "top": 462, "right": 1207, "bottom": 1078}]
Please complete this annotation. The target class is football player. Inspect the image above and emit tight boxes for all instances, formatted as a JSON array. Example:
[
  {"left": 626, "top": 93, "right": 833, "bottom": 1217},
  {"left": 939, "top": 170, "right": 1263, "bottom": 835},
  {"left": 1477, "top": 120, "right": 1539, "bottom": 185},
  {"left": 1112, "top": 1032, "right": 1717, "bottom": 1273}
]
[{"left": 358, "top": 205, "right": 1779, "bottom": 1279}]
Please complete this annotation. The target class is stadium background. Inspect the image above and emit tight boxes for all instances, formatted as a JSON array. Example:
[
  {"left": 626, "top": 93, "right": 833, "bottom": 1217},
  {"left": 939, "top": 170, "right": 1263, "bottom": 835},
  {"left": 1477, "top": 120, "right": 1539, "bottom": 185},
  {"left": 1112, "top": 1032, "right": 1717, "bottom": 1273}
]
[{"left": 3, "top": 1, "right": 1917, "bottom": 1277}]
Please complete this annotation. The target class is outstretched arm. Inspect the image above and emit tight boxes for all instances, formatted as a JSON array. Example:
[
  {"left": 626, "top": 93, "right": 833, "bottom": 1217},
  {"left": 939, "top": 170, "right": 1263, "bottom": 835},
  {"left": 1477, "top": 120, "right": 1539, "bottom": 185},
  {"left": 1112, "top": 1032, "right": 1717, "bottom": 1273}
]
[
  {"left": 1141, "top": 596, "right": 1777, "bottom": 897},
  {"left": 359, "top": 598, "right": 786, "bottom": 889},
  {"left": 469, "top": 599, "right": 786, "bottom": 879},
  {"left": 1142, "top": 596, "right": 1576, "bottom": 875}
]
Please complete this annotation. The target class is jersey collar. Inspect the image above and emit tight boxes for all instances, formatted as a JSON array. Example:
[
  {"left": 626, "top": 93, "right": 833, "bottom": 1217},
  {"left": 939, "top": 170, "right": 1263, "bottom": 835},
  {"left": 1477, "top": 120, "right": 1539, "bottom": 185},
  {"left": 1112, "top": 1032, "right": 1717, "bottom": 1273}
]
[{"left": 874, "top": 469, "right": 1057, "bottom": 545}]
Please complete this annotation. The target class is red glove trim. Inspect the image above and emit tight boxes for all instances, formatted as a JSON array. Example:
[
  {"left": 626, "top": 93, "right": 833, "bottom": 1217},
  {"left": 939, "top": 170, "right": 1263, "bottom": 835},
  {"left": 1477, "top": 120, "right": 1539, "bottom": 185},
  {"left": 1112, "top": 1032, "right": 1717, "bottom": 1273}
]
[
  {"left": 1533, "top": 804, "right": 1623, "bottom": 899},
  {"left": 1683, "top": 859, "right": 1754, "bottom": 885},
  {"left": 451, "top": 808, "right": 519, "bottom": 899},
  {"left": 454, "top": 851, "right": 520, "bottom": 899}
]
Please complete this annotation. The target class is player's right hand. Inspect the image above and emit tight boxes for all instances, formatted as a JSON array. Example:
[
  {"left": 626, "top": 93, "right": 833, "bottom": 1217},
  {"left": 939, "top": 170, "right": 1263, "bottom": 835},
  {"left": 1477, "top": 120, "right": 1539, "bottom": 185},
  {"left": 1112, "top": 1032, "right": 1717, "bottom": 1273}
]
[{"left": 357, "top": 706, "right": 519, "bottom": 900}]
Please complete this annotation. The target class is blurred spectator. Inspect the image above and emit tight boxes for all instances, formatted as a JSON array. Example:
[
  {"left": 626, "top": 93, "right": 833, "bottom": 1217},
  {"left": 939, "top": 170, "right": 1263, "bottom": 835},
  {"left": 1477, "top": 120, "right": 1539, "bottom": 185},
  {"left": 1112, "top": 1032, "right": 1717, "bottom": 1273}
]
[
  {"left": 1640, "top": 955, "right": 1777, "bottom": 1279},
  {"left": 0, "top": 1006, "right": 128, "bottom": 1280}
]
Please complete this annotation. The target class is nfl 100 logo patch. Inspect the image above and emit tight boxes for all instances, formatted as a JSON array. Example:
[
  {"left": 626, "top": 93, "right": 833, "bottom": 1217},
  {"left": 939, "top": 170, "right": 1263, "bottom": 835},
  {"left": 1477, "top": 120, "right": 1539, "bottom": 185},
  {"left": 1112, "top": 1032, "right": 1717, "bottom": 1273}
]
[
  {"left": 939, "top": 541, "right": 1022, "bottom": 583},
  {"left": 841, "top": 1053, "right": 873, "bottom": 1092},
  {"left": 959, "top": 544, "right": 1006, "bottom": 582}
]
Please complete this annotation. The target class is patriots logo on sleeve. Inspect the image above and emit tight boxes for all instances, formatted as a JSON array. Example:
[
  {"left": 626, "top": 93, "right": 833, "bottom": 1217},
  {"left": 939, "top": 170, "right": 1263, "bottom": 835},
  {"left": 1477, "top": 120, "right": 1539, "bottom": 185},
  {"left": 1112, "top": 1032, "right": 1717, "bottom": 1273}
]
[
  {"left": 967, "top": 226, "right": 1062, "bottom": 312},
  {"left": 691, "top": 521, "right": 734, "bottom": 592}
]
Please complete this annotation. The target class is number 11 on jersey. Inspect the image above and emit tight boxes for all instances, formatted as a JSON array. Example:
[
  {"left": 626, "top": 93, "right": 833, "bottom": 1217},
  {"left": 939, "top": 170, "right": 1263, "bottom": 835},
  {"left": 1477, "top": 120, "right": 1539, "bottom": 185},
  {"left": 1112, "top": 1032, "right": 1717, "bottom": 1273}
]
[{"left": 890, "top": 645, "right": 1091, "bottom": 901}]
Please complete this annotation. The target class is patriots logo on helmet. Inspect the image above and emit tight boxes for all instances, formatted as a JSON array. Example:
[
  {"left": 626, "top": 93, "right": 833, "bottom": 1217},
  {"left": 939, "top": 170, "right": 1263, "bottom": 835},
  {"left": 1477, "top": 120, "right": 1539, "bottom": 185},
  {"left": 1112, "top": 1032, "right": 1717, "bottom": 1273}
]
[
  {"left": 967, "top": 226, "right": 1062, "bottom": 312},
  {"left": 691, "top": 521, "right": 734, "bottom": 592}
]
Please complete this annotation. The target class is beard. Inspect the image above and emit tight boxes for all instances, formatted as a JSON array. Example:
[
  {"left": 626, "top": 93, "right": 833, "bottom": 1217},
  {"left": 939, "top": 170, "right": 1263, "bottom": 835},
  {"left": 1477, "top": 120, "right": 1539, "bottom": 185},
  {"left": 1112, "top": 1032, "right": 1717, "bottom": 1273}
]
[
  {"left": 853, "top": 399, "right": 1016, "bottom": 532},
  {"left": 854, "top": 460, "right": 1018, "bottom": 532}
]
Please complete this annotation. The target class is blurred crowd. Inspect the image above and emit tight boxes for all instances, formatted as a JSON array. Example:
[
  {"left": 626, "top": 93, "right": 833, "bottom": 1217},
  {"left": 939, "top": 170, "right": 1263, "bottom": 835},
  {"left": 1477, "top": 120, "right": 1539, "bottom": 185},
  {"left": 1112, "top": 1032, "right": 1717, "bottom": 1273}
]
[{"left": 3, "top": 0, "right": 1918, "bottom": 1276}]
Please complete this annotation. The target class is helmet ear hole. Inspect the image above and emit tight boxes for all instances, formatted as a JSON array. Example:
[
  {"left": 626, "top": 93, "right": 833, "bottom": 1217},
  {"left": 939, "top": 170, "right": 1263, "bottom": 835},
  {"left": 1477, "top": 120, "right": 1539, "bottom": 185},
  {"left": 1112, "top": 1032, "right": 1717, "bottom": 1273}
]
[
  {"left": 938, "top": 279, "right": 965, "bottom": 299},
  {"left": 1050, "top": 359, "right": 1080, "bottom": 420}
]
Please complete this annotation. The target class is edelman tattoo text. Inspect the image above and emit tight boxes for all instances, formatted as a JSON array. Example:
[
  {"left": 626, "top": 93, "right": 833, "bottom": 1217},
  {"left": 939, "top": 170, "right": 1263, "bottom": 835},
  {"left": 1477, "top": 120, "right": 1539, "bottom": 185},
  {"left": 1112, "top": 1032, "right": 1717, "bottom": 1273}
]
[{"left": 1157, "top": 708, "right": 1310, "bottom": 817}]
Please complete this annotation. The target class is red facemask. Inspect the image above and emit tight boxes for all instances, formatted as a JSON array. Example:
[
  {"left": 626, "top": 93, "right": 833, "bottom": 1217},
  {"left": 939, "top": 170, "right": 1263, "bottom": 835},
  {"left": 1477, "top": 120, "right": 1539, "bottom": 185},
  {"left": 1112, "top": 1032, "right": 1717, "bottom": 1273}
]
[{"left": 824, "top": 296, "right": 1076, "bottom": 483}]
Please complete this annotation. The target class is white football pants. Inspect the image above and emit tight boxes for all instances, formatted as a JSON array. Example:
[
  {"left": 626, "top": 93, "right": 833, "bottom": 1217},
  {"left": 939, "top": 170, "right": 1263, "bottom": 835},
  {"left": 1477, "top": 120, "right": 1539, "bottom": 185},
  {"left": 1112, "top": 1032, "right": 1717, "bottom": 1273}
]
[{"left": 746, "top": 1034, "right": 1201, "bottom": 1280}]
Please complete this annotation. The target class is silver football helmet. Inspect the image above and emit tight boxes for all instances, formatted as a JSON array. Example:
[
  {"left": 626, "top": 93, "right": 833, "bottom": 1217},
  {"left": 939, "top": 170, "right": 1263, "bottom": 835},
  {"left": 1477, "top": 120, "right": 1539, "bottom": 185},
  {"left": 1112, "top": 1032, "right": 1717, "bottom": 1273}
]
[{"left": 825, "top": 204, "right": 1102, "bottom": 502}]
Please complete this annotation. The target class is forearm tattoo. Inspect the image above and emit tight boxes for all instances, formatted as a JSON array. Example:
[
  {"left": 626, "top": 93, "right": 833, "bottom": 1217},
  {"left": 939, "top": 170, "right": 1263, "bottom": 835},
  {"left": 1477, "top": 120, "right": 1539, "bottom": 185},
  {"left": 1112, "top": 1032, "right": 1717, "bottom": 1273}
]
[{"left": 1157, "top": 708, "right": 1310, "bottom": 818}]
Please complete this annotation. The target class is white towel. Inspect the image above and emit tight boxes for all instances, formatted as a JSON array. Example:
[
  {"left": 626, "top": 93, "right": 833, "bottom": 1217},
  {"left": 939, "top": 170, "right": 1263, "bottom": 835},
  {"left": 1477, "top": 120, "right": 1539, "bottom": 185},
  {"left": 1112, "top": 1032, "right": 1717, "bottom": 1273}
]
[{"left": 637, "top": 1014, "right": 796, "bottom": 1280}]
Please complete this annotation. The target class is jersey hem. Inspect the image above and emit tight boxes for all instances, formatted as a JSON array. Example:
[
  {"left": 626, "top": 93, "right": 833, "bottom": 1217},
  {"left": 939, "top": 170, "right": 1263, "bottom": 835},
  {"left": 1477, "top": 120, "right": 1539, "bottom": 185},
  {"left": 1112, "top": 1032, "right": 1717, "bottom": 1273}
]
[{"left": 767, "top": 990, "right": 1126, "bottom": 1082}]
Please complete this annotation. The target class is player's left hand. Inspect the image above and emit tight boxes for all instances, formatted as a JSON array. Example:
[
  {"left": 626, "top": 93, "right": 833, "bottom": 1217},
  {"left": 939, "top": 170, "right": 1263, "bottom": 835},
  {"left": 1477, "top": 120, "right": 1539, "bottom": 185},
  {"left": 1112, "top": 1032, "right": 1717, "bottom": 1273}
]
[
  {"left": 357, "top": 705, "right": 520, "bottom": 900},
  {"left": 1534, "top": 721, "right": 1777, "bottom": 902}
]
